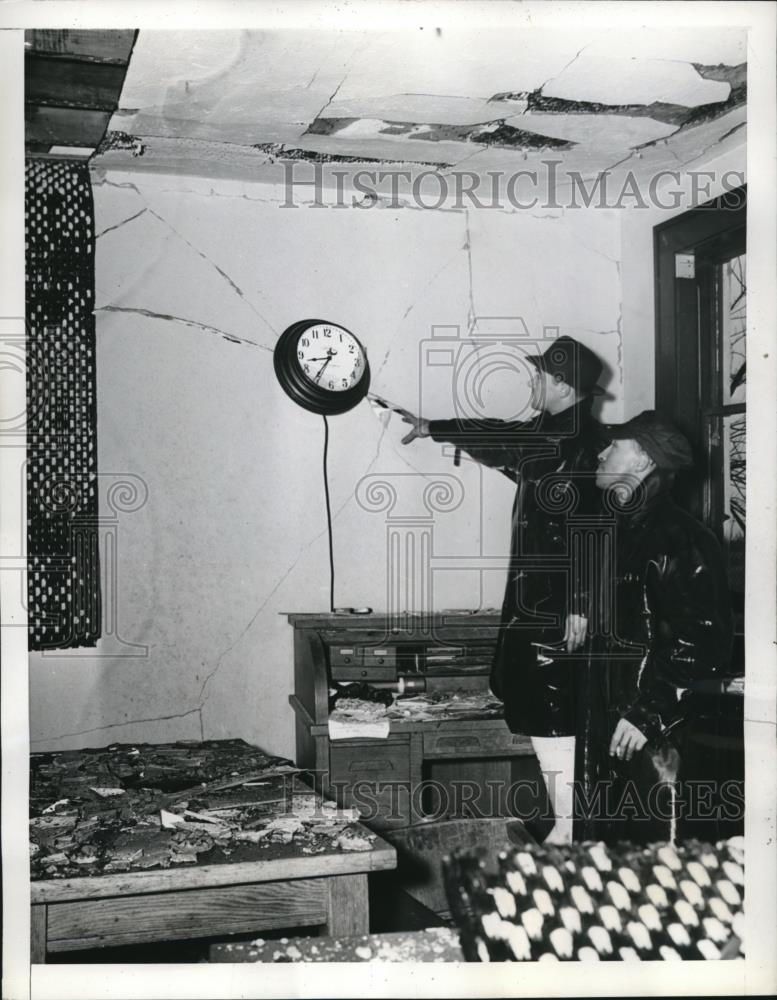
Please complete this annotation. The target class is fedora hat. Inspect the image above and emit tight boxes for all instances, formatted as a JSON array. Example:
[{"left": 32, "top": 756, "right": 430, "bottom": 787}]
[{"left": 526, "top": 335, "right": 605, "bottom": 396}]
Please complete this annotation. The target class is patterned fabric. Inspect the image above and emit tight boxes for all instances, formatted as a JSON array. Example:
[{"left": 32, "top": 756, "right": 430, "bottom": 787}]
[
  {"left": 25, "top": 158, "right": 100, "bottom": 649},
  {"left": 445, "top": 836, "right": 745, "bottom": 961}
]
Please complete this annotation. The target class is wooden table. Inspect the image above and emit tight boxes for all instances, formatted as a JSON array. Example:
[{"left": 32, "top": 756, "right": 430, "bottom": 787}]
[
  {"left": 31, "top": 820, "right": 396, "bottom": 962},
  {"left": 29, "top": 740, "right": 398, "bottom": 962}
]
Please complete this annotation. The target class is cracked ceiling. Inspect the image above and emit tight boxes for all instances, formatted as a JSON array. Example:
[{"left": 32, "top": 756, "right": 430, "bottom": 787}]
[{"left": 86, "top": 27, "right": 747, "bottom": 181}]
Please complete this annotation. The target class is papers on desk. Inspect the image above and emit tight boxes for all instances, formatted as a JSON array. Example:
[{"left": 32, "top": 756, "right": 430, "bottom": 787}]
[
  {"left": 328, "top": 717, "right": 391, "bottom": 740},
  {"left": 328, "top": 696, "right": 392, "bottom": 740}
]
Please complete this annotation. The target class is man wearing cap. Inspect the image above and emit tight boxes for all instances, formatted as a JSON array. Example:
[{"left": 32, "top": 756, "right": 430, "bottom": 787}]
[
  {"left": 583, "top": 411, "right": 733, "bottom": 842},
  {"left": 400, "top": 335, "right": 607, "bottom": 844}
]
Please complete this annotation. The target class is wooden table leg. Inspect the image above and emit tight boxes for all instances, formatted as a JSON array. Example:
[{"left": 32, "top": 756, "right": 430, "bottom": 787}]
[
  {"left": 324, "top": 873, "right": 369, "bottom": 936},
  {"left": 31, "top": 904, "right": 47, "bottom": 964}
]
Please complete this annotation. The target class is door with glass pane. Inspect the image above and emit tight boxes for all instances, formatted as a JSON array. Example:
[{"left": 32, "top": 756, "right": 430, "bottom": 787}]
[
  {"left": 698, "top": 235, "right": 747, "bottom": 621},
  {"left": 655, "top": 189, "right": 746, "bottom": 646},
  {"left": 654, "top": 191, "right": 745, "bottom": 840}
]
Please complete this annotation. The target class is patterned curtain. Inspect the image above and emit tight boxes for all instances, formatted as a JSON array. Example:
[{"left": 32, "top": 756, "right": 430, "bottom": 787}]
[{"left": 26, "top": 158, "right": 100, "bottom": 649}]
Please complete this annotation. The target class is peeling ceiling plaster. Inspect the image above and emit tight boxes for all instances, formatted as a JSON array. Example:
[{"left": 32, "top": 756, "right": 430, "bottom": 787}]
[
  {"left": 101, "top": 27, "right": 747, "bottom": 178},
  {"left": 542, "top": 55, "right": 731, "bottom": 107}
]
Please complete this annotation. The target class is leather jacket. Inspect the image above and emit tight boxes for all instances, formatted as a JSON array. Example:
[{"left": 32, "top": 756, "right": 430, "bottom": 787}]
[
  {"left": 592, "top": 471, "right": 734, "bottom": 740},
  {"left": 574, "top": 471, "right": 734, "bottom": 841},
  {"left": 429, "top": 399, "right": 605, "bottom": 735}
]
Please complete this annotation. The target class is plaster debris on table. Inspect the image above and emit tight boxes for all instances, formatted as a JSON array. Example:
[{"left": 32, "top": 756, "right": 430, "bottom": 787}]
[
  {"left": 327, "top": 689, "right": 504, "bottom": 730},
  {"left": 30, "top": 740, "right": 375, "bottom": 879},
  {"left": 387, "top": 691, "right": 504, "bottom": 722}
]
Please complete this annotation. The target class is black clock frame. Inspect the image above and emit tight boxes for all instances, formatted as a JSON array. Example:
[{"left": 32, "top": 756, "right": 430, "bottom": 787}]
[{"left": 273, "top": 319, "right": 371, "bottom": 415}]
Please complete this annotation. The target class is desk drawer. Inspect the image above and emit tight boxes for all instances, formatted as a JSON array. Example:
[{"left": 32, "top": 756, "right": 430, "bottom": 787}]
[
  {"left": 329, "top": 646, "right": 363, "bottom": 667},
  {"left": 329, "top": 739, "right": 410, "bottom": 784},
  {"left": 331, "top": 664, "right": 397, "bottom": 682},
  {"left": 423, "top": 728, "right": 532, "bottom": 758},
  {"left": 329, "top": 645, "right": 397, "bottom": 681}
]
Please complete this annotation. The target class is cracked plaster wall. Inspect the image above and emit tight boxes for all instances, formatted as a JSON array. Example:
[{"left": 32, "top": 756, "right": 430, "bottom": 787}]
[{"left": 28, "top": 170, "right": 633, "bottom": 758}]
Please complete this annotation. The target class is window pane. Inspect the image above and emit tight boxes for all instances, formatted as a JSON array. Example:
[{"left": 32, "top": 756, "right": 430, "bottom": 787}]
[
  {"left": 722, "top": 411, "right": 746, "bottom": 592},
  {"left": 721, "top": 254, "right": 746, "bottom": 405}
]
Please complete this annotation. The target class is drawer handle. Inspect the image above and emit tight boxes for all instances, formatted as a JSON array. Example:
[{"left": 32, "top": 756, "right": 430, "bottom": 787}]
[
  {"left": 435, "top": 736, "right": 481, "bottom": 750},
  {"left": 349, "top": 760, "right": 393, "bottom": 772}
]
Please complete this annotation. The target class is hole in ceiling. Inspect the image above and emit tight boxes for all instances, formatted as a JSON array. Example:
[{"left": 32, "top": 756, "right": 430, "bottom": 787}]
[{"left": 307, "top": 116, "right": 575, "bottom": 150}]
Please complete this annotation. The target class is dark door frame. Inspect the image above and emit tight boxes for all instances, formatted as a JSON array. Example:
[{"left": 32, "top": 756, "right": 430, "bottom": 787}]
[{"left": 653, "top": 186, "right": 746, "bottom": 525}]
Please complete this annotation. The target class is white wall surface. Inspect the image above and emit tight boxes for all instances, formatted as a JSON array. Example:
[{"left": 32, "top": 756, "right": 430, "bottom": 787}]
[{"left": 28, "top": 171, "right": 623, "bottom": 756}]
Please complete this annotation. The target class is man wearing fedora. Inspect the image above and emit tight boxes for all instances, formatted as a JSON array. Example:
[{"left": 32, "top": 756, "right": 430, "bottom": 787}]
[
  {"left": 582, "top": 411, "right": 734, "bottom": 843},
  {"left": 400, "top": 335, "right": 607, "bottom": 844}
]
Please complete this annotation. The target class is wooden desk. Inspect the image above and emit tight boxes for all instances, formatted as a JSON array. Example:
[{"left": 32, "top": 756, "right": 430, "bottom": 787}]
[
  {"left": 287, "top": 613, "right": 535, "bottom": 829},
  {"left": 31, "top": 827, "right": 396, "bottom": 962}
]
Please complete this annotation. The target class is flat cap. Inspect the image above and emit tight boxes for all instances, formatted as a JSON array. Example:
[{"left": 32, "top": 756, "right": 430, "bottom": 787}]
[{"left": 605, "top": 410, "right": 694, "bottom": 470}]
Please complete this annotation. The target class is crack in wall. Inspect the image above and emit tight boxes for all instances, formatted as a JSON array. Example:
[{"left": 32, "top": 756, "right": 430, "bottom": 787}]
[
  {"left": 400, "top": 245, "right": 467, "bottom": 323},
  {"left": 95, "top": 207, "right": 148, "bottom": 240},
  {"left": 565, "top": 226, "right": 620, "bottom": 267},
  {"left": 197, "top": 419, "right": 390, "bottom": 713},
  {"left": 676, "top": 121, "right": 747, "bottom": 171},
  {"left": 144, "top": 206, "right": 278, "bottom": 342},
  {"left": 91, "top": 173, "right": 146, "bottom": 199},
  {"left": 537, "top": 42, "right": 594, "bottom": 94},
  {"left": 317, "top": 73, "right": 350, "bottom": 120},
  {"left": 95, "top": 305, "right": 272, "bottom": 352},
  {"left": 463, "top": 210, "right": 477, "bottom": 335},
  {"left": 30, "top": 707, "right": 204, "bottom": 746}
]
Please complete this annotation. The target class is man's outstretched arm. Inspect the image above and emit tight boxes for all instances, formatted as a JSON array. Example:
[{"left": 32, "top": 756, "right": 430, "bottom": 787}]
[{"left": 399, "top": 408, "right": 536, "bottom": 473}]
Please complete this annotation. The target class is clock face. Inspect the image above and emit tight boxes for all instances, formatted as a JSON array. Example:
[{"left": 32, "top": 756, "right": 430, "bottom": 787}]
[
  {"left": 274, "top": 319, "right": 371, "bottom": 415},
  {"left": 296, "top": 323, "right": 366, "bottom": 392}
]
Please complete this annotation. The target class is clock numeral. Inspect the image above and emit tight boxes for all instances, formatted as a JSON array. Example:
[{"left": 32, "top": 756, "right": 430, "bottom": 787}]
[
  {"left": 311, "top": 330, "right": 319, "bottom": 339},
  {"left": 303, "top": 364, "right": 310, "bottom": 373},
  {"left": 323, "top": 328, "right": 331, "bottom": 337},
  {"left": 341, "top": 378, "right": 349, "bottom": 388},
  {"left": 348, "top": 344, "right": 355, "bottom": 353},
  {"left": 298, "top": 350, "right": 304, "bottom": 359},
  {"left": 328, "top": 380, "right": 334, "bottom": 390},
  {"left": 339, "top": 333, "right": 343, "bottom": 342},
  {"left": 355, "top": 356, "right": 361, "bottom": 367},
  {"left": 301, "top": 338, "right": 309, "bottom": 347}
]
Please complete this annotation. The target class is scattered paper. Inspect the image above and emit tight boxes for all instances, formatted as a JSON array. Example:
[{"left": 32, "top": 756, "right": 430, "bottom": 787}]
[{"left": 328, "top": 718, "right": 391, "bottom": 740}]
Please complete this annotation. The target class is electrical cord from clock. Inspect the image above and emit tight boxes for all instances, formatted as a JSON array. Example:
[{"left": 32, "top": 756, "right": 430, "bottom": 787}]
[{"left": 322, "top": 414, "right": 335, "bottom": 613}]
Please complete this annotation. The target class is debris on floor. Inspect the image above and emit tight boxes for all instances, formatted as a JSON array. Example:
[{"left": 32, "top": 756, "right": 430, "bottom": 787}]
[{"left": 210, "top": 926, "right": 464, "bottom": 963}]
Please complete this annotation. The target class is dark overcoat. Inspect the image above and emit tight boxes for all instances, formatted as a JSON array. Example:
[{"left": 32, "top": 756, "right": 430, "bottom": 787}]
[{"left": 429, "top": 398, "right": 605, "bottom": 736}]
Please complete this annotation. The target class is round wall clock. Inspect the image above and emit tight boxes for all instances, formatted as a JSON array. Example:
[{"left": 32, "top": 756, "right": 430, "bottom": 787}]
[{"left": 273, "top": 319, "right": 371, "bottom": 415}]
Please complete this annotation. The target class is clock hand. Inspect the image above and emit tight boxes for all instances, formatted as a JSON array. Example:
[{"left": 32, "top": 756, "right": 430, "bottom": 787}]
[{"left": 314, "top": 356, "right": 333, "bottom": 383}]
